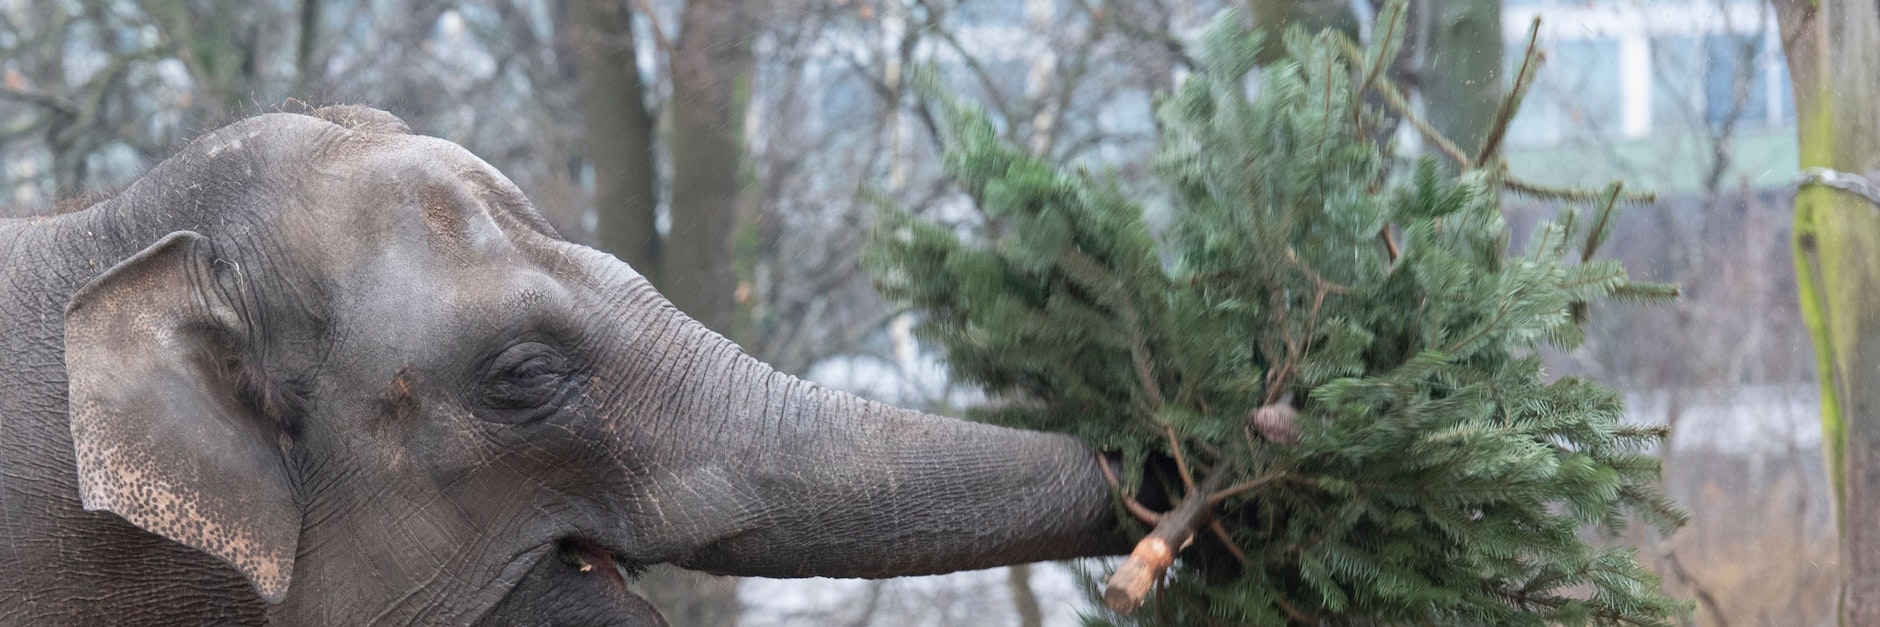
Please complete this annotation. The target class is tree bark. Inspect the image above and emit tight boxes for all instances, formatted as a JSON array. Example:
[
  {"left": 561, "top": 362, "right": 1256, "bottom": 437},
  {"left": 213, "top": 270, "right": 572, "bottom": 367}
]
[
  {"left": 292, "top": 0, "right": 321, "bottom": 97},
  {"left": 1007, "top": 564, "right": 1044, "bottom": 627},
  {"left": 665, "top": 0, "right": 755, "bottom": 336},
  {"left": 1774, "top": 2, "right": 1880, "bottom": 624},
  {"left": 572, "top": 0, "right": 662, "bottom": 277},
  {"left": 1422, "top": 0, "right": 1501, "bottom": 157},
  {"left": 635, "top": 566, "right": 740, "bottom": 627},
  {"left": 636, "top": 1, "right": 758, "bottom": 623}
]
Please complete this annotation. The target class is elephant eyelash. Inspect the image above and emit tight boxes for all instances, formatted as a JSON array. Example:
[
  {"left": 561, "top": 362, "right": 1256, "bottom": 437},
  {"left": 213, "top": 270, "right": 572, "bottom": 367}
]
[
  {"left": 617, "top": 561, "right": 648, "bottom": 581},
  {"left": 475, "top": 342, "right": 583, "bottom": 423}
]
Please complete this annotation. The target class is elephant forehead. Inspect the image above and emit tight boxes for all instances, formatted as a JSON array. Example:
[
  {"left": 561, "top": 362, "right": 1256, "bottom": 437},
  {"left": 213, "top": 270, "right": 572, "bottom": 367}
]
[
  {"left": 329, "top": 138, "right": 525, "bottom": 234},
  {"left": 286, "top": 140, "right": 556, "bottom": 282},
  {"left": 364, "top": 134, "right": 542, "bottom": 230}
]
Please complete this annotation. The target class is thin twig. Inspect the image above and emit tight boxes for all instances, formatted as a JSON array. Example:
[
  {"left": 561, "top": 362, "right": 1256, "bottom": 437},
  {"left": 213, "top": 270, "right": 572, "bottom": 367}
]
[
  {"left": 1164, "top": 425, "right": 1195, "bottom": 494},
  {"left": 1207, "top": 520, "right": 1248, "bottom": 565},
  {"left": 1275, "top": 596, "right": 1319, "bottom": 624},
  {"left": 1580, "top": 181, "right": 1624, "bottom": 261},
  {"left": 1659, "top": 547, "right": 1730, "bottom": 627},
  {"left": 1505, "top": 176, "right": 1656, "bottom": 204},
  {"left": 631, "top": 0, "right": 676, "bottom": 55},
  {"left": 1282, "top": 248, "right": 1353, "bottom": 294},
  {"left": 1120, "top": 301, "right": 1166, "bottom": 410},
  {"left": 0, "top": 86, "right": 76, "bottom": 116},
  {"left": 1098, "top": 452, "right": 1164, "bottom": 526},
  {"left": 1475, "top": 18, "right": 1542, "bottom": 166},
  {"left": 1354, "top": 1, "right": 1406, "bottom": 106},
  {"left": 1076, "top": 0, "right": 1199, "bottom": 69},
  {"left": 1208, "top": 472, "right": 1290, "bottom": 507},
  {"left": 1335, "top": 39, "right": 1471, "bottom": 168}
]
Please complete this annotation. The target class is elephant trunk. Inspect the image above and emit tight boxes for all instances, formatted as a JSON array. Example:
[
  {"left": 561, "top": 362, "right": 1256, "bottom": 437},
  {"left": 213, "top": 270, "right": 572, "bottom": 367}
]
[
  {"left": 593, "top": 255, "right": 1126, "bottom": 578},
  {"left": 681, "top": 369, "right": 1125, "bottom": 578}
]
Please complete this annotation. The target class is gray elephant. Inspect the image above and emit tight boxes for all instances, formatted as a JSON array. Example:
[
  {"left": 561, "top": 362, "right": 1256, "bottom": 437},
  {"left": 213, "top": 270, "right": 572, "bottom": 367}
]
[{"left": 0, "top": 107, "right": 1128, "bottom": 625}]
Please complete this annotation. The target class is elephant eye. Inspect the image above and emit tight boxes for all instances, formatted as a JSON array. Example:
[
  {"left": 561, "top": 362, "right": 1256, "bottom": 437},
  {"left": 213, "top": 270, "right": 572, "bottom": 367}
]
[{"left": 479, "top": 342, "right": 577, "bottom": 422}]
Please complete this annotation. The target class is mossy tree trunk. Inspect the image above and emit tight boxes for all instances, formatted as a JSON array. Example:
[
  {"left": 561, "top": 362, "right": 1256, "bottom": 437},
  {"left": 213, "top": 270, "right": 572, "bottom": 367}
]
[{"left": 1774, "top": 1, "right": 1880, "bottom": 624}]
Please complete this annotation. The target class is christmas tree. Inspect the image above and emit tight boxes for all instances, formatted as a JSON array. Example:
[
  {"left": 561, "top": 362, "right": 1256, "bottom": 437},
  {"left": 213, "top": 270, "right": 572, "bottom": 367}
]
[{"left": 865, "top": 5, "right": 1690, "bottom": 626}]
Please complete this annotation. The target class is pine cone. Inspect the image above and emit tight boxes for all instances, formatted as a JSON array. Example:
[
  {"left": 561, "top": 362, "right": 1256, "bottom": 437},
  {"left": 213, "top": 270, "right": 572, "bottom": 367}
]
[{"left": 1251, "top": 402, "right": 1299, "bottom": 444}]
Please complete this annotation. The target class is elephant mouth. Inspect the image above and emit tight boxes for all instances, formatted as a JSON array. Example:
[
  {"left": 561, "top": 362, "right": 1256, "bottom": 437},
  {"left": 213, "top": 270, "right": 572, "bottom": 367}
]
[
  {"left": 555, "top": 537, "right": 644, "bottom": 588},
  {"left": 476, "top": 538, "right": 669, "bottom": 626}
]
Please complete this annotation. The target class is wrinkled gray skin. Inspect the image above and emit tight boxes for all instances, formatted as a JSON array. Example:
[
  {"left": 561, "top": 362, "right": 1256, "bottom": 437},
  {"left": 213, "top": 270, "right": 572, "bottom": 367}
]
[{"left": 0, "top": 108, "right": 1124, "bottom": 625}]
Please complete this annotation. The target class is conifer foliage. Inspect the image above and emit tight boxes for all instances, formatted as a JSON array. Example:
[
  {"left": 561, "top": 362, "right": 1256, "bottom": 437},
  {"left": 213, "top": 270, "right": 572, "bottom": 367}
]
[{"left": 865, "top": 5, "right": 1690, "bottom": 626}]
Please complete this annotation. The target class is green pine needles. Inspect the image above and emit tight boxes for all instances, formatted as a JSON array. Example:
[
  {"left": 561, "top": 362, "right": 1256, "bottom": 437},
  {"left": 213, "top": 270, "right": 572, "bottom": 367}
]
[{"left": 865, "top": 6, "right": 1690, "bottom": 626}]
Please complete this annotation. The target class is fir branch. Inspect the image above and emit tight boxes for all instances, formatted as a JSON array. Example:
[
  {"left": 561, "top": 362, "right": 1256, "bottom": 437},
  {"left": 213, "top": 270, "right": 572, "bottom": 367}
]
[
  {"left": 1353, "top": 1, "right": 1408, "bottom": 119},
  {"left": 1475, "top": 18, "right": 1543, "bottom": 166},
  {"left": 1099, "top": 452, "right": 1166, "bottom": 525},
  {"left": 1335, "top": 38, "right": 1472, "bottom": 169},
  {"left": 1505, "top": 175, "right": 1658, "bottom": 204},
  {"left": 1283, "top": 247, "right": 1354, "bottom": 295},
  {"left": 1582, "top": 181, "right": 1625, "bottom": 261},
  {"left": 1208, "top": 471, "right": 1293, "bottom": 506}
]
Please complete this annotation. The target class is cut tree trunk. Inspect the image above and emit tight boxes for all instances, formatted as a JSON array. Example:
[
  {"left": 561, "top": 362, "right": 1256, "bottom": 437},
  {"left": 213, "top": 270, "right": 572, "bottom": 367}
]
[{"left": 1773, "top": 1, "right": 1880, "bottom": 624}]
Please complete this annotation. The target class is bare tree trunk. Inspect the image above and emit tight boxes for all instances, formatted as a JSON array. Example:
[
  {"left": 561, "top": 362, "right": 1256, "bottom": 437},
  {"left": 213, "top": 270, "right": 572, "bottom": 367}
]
[
  {"left": 665, "top": 0, "right": 755, "bottom": 337},
  {"left": 1422, "top": 0, "right": 1501, "bottom": 156},
  {"left": 292, "top": 0, "right": 321, "bottom": 97},
  {"left": 636, "top": 1, "right": 757, "bottom": 624},
  {"left": 572, "top": 0, "right": 662, "bottom": 276},
  {"left": 636, "top": 565, "right": 742, "bottom": 627},
  {"left": 1774, "top": 1, "right": 1880, "bottom": 624},
  {"left": 1007, "top": 564, "right": 1044, "bottom": 627}
]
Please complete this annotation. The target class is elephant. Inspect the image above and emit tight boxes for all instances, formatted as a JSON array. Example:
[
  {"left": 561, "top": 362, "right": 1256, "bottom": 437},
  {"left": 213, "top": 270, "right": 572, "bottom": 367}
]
[{"left": 0, "top": 106, "right": 1131, "bottom": 625}]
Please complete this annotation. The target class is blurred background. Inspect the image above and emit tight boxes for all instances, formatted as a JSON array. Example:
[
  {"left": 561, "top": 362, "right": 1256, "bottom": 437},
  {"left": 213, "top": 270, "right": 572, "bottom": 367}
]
[{"left": 0, "top": 0, "right": 1819, "bottom": 625}]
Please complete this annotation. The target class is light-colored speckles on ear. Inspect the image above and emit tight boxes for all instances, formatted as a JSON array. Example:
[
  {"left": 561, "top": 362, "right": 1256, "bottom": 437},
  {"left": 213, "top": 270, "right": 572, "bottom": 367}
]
[
  {"left": 71, "top": 432, "right": 295, "bottom": 602},
  {"left": 64, "top": 231, "right": 302, "bottom": 604}
]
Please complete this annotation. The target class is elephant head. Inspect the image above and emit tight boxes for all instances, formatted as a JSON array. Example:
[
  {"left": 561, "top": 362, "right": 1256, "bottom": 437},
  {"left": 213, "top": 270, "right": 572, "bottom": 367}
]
[{"left": 57, "top": 107, "right": 1123, "bottom": 625}]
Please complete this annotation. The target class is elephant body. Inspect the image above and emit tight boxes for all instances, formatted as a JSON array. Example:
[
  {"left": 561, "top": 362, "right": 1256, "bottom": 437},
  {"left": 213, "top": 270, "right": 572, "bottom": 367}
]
[
  {"left": 0, "top": 167, "right": 272, "bottom": 625},
  {"left": 0, "top": 108, "right": 1124, "bottom": 625}
]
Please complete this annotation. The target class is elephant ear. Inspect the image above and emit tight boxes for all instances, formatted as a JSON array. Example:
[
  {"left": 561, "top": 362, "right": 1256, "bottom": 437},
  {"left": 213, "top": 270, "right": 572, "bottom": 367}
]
[{"left": 63, "top": 231, "right": 300, "bottom": 603}]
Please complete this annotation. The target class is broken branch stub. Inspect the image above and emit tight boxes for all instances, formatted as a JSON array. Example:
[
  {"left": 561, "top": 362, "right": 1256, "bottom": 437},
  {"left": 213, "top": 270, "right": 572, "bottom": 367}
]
[{"left": 1102, "top": 470, "right": 1228, "bottom": 613}]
